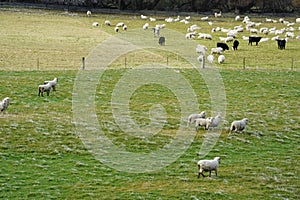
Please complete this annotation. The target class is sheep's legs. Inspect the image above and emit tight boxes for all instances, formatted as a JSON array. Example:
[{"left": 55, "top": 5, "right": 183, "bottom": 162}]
[{"left": 198, "top": 172, "right": 205, "bottom": 178}]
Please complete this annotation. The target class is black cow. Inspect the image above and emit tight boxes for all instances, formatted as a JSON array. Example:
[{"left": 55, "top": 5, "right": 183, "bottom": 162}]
[
  {"left": 217, "top": 43, "right": 229, "bottom": 51},
  {"left": 277, "top": 39, "right": 286, "bottom": 50},
  {"left": 158, "top": 37, "right": 165, "bottom": 46},
  {"left": 233, "top": 40, "right": 239, "bottom": 50},
  {"left": 248, "top": 36, "right": 262, "bottom": 46}
]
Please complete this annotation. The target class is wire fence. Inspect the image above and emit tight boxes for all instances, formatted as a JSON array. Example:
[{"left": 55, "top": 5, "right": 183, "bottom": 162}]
[{"left": 1, "top": 54, "right": 299, "bottom": 71}]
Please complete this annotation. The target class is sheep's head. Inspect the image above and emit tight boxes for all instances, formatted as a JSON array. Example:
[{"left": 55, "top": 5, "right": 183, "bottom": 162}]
[
  {"left": 243, "top": 118, "right": 249, "bottom": 124},
  {"left": 214, "top": 157, "right": 221, "bottom": 164},
  {"left": 200, "top": 111, "right": 206, "bottom": 118}
]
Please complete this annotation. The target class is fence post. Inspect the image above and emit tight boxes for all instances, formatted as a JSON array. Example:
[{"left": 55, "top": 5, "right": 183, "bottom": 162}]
[
  {"left": 167, "top": 56, "right": 168, "bottom": 66},
  {"left": 37, "top": 58, "right": 39, "bottom": 70},
  {"left": 202, "top": 55, "right": 205, "bottom": 69},
  {"left": 82, "top": 57, "right": 85, "bottom": 70},
  {"left": 243, "top": 57, "right": 246, "bottom": 70}
]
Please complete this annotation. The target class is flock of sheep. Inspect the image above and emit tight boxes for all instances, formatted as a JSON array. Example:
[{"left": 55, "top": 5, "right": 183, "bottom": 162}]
[{"left": 91, "top": 10, "right": 300, "bottom": 68}]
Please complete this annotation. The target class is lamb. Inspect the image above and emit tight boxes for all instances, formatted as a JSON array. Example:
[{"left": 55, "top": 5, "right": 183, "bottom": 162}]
[
  {"left": 230, "top": 118, "right": 249, "bottom": 133},
  {"left": 197, "top": 157, "right": 221, "bottom": 178},
  {"left": 187, "top": 111, "right": 206, "bottom": 126},
  {"left": 0, "top": 97, "right": 10, "bottom": 113},
  {"left": 195, "top": 117, "right": 213, "bottom": 131},
  {"left": 218, "top": 55, "right": 225, "bottom": 64},
  {"left": 44, "top": 77, "right": 58, "bottom": 91}
]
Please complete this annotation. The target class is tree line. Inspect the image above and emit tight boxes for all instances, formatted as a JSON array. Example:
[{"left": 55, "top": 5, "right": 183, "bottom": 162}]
[{"left": 2, "top": 0, "right": 300, "bottom": 13}]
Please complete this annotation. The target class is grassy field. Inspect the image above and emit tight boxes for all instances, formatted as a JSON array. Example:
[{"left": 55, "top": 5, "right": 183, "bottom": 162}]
[{"left": 0, "top": 8, "right": 300, "bottom": 199}]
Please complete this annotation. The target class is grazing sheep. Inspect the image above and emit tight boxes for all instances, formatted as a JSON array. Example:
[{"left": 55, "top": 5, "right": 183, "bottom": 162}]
[
  {"left": 152, "top": 27, "right": 160, "bottom": 37},
  {"left": 143, "top": 23, "right": 149, "bottom": 30},
  {"left": 248, "top": 36, "right": 262, "bottom": 46},
  {"left": 86, "top": 10, "right": 91, "bottom": 17},
  {"left": 235, "top": 15, "right": 240, "bottom": 21},
  {"left": 233, "top": 40, "right": 239, "bottom": 50},
  {"left": 277, "top": 39, "right": 286, "bottom": 50},
  {"left": 149, "top": 17, "right": 156, "bottom": 22},
  {"left": 296, "top": 18, "right": 300, "bottom": 23},
  {"left": 260, "top": 38, "right": 269, "bottom": 42},
  {"left": 158, "top": 37, "right": 165, "bottom": 46},
  {"left": 44, "top": 77, "right": 58, "bottom": 91},
  {"left": 211, "top": 47, "right": 223, "bottom": 55},
  {"left": 197, "top": 157, "right": 221, "bottom": 178},
  {"left": 198, "top": 33, "right": 212, "bottom": 40},
  {"left": 187, "top": 111, "right": 206, "bottom": 126},
  {"left": 0, "top": 97, "right": 10, "bottom": 113},
  {"left": 92, "top": 22, "right": 99, "bottom": 27},
  {"left": 116, "top": 22, "right": 125, "bottom": 27},
  {"left": 201, "top": 16, "right": 209, "bottom": 21},
  {"left": 230, "top": 118, "right": 249, "bottom": 133},
  {"left": 196, "top": 44, "right": 208, "bottom": 55},
  {"left": 123, "top": 25, "right": 128, "bottom": 31},
  {"left": 114, "top": 27, "right": 119, "bottom": 33},
  {"left": 217, "top": 43, "right": 229, "bottom": 51},
  {"left": 197, "top": 55, "right": 204, "bottom": 63},
  {"left": 185, "top": 32, "right": 196, "bottom": 39},
  {"left": 207, "top": 54, "right": 214, "bottom": 63},
  {"left": 214, "top": 11, "right": 222, "bottom": 18},
  {"left": 218, "top": 55, "right": 225, "bottom": 64},
  {"left": 105, "top": 20, "right": 111, "bottom": 26},
  {"left": 195, "top": 117, "right": 213, "bottom": 130},
  {"left": 38, "top": 82, "right": 52, "bottom": 97},
  {"left": 141, "top": 14, "right": 147, "bottom": 20}
]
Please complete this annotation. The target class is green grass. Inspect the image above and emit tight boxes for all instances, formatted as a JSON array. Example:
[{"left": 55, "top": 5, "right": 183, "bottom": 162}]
[{"left": 0, "top": 8, "right": 300, "bottom": 199}]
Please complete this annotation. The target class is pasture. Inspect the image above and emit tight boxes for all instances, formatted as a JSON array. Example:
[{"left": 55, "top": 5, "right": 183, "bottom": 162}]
[{"left": 0, "top": 8, "right": 300, "bottom": 199}]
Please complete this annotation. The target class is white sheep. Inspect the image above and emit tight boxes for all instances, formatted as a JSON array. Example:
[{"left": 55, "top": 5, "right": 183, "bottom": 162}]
[
  {"left": 44, "top": 77, "right": 58, "bottom": 91},
  {"left": 92, "top": 22, "right": 99, "bottom": 27},
  {"left": 235, "top": 15, "right": 240, "bottom": 21},
  {"left": 218, "top": 55, "right": 225, "bottom": 64},
  {"left": 197, "top": 157, "right": 221, "bottom": 178},
  {"left": 296, "top": 18, "right": 300, "bottom": 23},
  {"left": 116, "top": 22, "right": 125, "bottom": 27},
  {"left": 123, "top": 25, "right": 128, "bottom": 31},
  {"left": 149, "top": 17, "right": 156, "bottom": 22},
  {"left": 207, "top": 114, "right": 222, "bottom": 128},
  {"left": 38, "top": 82, "right": 52, "bottom": 97},
  {"left": 143, "top": 23, "right": 149, "bottom": 30},
  {"left": 230, "top": 118, "right": 249, "bottom": 133},
  {"left": 104, "top": 20, "right": 111, "bottom": 26},
  {"left": 207, "top": 54, "right": 214, "bottom": 63},
  {"left": 141, "top": 14, "right": 147, "bottom": 20},
  {"left": 198, "top": 33, "right": 212, "bottom": 40},
  {"left": 187, "top": 111, "right": 206, "bottom": 126},
  {"left": 0, "top": 97, "right": 10, "bottom": 113},
  {"left": 211, "top": 47, "right": 223, "bottom": 55},
  {"left": 86, "top": 10, "right": 91, "bottom": 17},
  {"left": 196, "top": 44, "right": 208, "bottom": 55},
  {"left": 114, "top": 27, "right": 119, "bottom": 33},
  {"left": 195, "top": 117, "right": 213, "bottom": 131},
  {"left": 201, "top": 16, "right": 209, "bottom": 21},
  {"left": 214, "top": 11, "right": 222, "bottom": 18}
]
